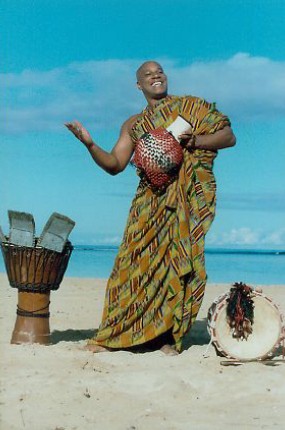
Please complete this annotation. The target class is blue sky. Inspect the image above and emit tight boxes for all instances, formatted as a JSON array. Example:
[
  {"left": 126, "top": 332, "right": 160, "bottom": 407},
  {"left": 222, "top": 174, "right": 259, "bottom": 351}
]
[{"left": 0, "top": 0, "right": 284, "bottom": 249}]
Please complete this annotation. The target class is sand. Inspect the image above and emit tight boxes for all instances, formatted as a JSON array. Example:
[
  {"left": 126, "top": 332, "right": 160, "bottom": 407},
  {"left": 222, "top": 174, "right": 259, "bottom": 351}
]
[{"left": 0, "top": 272, "right": 284, "bottom": 430}]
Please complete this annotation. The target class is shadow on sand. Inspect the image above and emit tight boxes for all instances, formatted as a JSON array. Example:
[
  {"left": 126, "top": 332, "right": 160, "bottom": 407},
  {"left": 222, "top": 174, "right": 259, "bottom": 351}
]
[
  {"left": 182, "top": 318, "right": 211, "bottom": 350},
  {"left": 51, "top": 328, "right": 98, "bottom": 344},
  {"left": 50, "top": 320, "right": 211, "bottom": 351}
]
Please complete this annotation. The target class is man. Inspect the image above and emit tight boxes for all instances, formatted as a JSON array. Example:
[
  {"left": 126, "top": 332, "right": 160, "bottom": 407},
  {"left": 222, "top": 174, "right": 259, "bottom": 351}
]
[{"left": 65, "top": 61, "right": 236, "bottom": 355}]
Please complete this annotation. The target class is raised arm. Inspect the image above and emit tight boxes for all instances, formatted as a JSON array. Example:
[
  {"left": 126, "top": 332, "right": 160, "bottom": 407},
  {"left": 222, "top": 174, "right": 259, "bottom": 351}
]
[{"left": 65, "top": 116, "right": 138, "bottom": 175}]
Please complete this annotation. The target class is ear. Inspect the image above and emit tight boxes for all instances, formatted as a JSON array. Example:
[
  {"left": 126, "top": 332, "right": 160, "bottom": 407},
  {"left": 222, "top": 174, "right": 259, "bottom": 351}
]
[{"left": 136, "top": 81, "right": 142, "bottom": 91}]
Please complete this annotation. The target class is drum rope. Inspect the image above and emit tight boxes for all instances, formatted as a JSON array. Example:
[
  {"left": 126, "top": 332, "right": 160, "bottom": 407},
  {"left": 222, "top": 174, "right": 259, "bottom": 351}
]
[{"left": 16, "top": 302, "right": 51, "bottom": 318}]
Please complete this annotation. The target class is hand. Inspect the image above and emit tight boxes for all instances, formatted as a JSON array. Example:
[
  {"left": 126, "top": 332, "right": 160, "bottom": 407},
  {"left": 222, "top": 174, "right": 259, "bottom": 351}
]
[
  {"left": 178, "top": 128, "right": 196, "bottom": 150},
  {"left": 64, "top": 120, "right": 94, "bottom": 147}
]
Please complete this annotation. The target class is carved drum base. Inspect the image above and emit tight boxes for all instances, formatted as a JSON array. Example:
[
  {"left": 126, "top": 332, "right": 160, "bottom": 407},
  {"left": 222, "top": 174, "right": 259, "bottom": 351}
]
[{"left": 11, "top": 291, "right": 51, "bottom": 345}]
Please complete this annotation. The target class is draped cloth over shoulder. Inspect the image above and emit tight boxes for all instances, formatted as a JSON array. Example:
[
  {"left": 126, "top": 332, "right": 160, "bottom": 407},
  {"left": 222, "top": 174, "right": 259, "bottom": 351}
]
[{"left": 88, "top": 95, "right": 230, "bottom": 352}]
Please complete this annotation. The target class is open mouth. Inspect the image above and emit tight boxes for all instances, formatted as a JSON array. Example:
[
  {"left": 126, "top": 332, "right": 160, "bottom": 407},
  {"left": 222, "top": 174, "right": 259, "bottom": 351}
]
[{"left": 152, "top": 81, "right": 163, "bottom": 87}]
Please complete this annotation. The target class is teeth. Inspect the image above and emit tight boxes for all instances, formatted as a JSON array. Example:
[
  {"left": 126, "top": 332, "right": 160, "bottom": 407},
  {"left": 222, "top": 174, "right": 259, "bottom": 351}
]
[{"left": 152, "top": 82, "right": 162, "bottom": 86}]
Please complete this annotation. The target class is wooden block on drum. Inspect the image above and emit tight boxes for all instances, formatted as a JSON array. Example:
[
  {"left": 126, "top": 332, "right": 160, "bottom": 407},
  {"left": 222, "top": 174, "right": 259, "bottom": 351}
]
[
  {"left": 8, "top": 210, "right": 35, "bottom": 247},
  {"left": 37, "top": 212, "right": 75, "bottom": 253}
]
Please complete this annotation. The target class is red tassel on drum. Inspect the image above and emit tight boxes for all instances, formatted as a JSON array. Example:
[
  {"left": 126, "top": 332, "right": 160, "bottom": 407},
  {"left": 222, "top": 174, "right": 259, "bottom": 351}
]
[{"left": 226, "top": 282, "right": 255, "bottom": 340}]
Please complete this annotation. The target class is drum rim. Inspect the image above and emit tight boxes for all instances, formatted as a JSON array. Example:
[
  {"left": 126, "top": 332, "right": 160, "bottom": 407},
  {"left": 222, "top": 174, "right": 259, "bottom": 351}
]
[{"left": 1, "top": 239, "right": 73, "bottom": 251}]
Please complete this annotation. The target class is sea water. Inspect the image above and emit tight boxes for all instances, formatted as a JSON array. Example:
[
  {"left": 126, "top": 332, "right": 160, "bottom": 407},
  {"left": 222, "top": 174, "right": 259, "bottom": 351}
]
[
  {"left": 0, "top": 245, "right": 284, "bottom": 284},
  {"left": 50, "top": 246, "right": 285, "bottom": 284}
]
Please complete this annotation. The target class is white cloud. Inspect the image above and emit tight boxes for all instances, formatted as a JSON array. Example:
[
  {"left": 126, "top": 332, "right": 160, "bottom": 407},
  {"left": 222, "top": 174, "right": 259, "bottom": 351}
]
[
  {"left": 222, "top": 227, "right": 260, "bottom": 246},
  {"left": 207, "top": 227, "right": 285, "bottom": 247},
  {"left": 171, "top": 53, "right": 285, "bottom": 121},
  {"left": 0, "top": 59, "right": 141, "bottom": 134},
  {"left": 78, "top": 228, "right": 285, "bottom": 248},
  {"left": 1, "top": 53, "right": 285, "bottom": 134},
  {"left": 74, "top": 234, "right": 122, "bottom": 246},
  {"left": 261, "top": 228, "right": 285, "bottom": 246}
]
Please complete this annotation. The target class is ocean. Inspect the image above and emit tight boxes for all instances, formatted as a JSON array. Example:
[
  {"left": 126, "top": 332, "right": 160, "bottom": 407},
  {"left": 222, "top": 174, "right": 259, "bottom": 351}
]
[
  {"left": 0, "top": 245, "right": 284, "bottom": 285},
  {"left": 54, "top": 246, "right": 285, "bottom": 284}
]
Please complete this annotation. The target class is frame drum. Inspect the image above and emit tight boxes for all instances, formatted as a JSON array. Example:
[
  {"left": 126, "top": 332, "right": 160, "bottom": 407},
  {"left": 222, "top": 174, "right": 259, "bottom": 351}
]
[{"left": 207, "top": 291, "right": 284, "bottom": 360}]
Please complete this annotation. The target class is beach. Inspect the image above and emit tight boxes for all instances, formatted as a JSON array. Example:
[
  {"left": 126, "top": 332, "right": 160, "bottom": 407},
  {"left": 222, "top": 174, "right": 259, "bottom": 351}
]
[{"left": 1, "top": 272, "right": 284, "bottom": 430}]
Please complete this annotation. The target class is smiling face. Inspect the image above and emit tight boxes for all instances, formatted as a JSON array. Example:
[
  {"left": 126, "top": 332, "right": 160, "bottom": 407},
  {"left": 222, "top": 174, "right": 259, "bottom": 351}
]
[{"left": 136, "top": 61, "right": 168, "bottom": 104}]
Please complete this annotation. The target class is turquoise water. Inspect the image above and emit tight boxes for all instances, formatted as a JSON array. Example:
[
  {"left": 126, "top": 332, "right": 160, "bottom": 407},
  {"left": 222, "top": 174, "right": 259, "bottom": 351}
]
[
  {"left": 0, "top": 245, "right": 284, "bottom": 284},
  {"left": 60, "top": 246, "right": 285, "bottom": 284}
]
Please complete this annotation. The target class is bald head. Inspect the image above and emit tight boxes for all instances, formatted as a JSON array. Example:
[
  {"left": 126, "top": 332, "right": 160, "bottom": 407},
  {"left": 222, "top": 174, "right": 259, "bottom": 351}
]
[
  {"left": 136, "top": 61, "right": 164, "bottom": 81},
  {"left": 135, "top": 61, "right": 168, "bottom": 103}
]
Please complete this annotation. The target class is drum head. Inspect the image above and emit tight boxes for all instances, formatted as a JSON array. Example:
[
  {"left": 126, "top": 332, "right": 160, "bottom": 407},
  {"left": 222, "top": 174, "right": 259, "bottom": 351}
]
[{"left": 211, "top": 295, "right": 282, "bottom": 360}]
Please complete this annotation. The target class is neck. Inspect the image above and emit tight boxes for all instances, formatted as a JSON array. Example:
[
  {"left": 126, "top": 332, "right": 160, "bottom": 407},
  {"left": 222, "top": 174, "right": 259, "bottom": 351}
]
[{"left": 146, "top": 93, "right": 169, "bottom": 108}]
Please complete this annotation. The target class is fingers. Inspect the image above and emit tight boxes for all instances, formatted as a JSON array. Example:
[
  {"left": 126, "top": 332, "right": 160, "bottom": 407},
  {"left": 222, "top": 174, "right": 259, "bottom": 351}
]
[
  {"left": 64, "top": 123, "right": 73, "bottom": 131},
  {"left": 64, "top": 120, "right": 82, "bottom": 129},
  {"left": 179, "top": 134, "right": 196, "bottom": 150},
  {"left": 178, "top": 126, "right": 193, "bottom": 140},
  {"left": 64, "top": 120, "right": 85, "bottom": 143},
  {"left": 178, "top": 132, "right": 192, "bottom": 141},
  {"left": 72, "top": 120, "right": 83, "bottom": 129},
  {"left": 64, "top": 121, "right": 82, "bottom": 134}
]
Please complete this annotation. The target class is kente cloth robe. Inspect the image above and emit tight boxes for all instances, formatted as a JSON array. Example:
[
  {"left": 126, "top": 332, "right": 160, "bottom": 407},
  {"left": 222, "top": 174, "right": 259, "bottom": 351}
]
[{"left": 88, "top": 95, "right": 230, "bottom": 352}]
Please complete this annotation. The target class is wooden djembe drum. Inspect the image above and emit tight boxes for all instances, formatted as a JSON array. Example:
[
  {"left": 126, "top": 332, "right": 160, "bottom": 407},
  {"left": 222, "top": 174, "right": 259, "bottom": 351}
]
[{"left": 1, "top": 239, "right": 73, "bottom": 344}]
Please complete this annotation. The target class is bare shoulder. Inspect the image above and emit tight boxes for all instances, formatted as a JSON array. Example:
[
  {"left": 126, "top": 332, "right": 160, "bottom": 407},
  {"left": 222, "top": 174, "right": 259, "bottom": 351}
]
[
  {"left": 121, "top": 113, "right": 141, "bottom": 133},
  {"left": 113, "top": 113, "right": 141, "bottom": 150}
]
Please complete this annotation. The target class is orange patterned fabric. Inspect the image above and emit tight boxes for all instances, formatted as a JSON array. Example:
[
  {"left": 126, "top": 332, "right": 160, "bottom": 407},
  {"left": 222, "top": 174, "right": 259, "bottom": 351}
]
[{"left": 88, "top": 95, "right": 230, "bottom": 352}]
